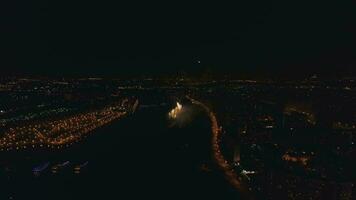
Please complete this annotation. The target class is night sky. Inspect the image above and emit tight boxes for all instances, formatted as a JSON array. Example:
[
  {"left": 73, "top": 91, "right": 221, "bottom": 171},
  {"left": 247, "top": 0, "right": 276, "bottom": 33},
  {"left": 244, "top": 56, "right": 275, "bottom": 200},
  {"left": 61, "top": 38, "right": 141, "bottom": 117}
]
[{"left": 2, "top": 1, "right": 356, "bottom": 77}]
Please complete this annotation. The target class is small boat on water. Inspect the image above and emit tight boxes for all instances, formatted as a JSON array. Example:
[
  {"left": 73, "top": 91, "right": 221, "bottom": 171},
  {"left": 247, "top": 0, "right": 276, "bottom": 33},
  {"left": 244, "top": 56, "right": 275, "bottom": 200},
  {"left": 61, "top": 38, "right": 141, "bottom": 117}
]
[
  {"left": 52, "top": 161, "right": 70, "bottom": 173},
  {"left": 32, "top": 162, "right": 50, "bottom": 175},
  {"left": 74, "top": 161, "right": 89, "bottom": 174}
]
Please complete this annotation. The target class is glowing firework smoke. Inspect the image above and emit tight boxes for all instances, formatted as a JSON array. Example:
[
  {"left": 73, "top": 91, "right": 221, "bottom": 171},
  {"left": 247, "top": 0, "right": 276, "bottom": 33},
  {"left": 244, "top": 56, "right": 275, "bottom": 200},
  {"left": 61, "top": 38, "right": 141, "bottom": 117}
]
[{"left": 168, "top": 102, "right": 182, "bottom": 119}]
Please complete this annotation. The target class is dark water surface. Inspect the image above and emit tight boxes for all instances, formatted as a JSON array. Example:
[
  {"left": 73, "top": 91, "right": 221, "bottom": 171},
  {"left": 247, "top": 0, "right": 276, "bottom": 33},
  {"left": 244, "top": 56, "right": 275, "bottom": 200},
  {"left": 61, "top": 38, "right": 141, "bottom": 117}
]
[{"left": 0, "top": 105, "right": 240, "bottom": 200}]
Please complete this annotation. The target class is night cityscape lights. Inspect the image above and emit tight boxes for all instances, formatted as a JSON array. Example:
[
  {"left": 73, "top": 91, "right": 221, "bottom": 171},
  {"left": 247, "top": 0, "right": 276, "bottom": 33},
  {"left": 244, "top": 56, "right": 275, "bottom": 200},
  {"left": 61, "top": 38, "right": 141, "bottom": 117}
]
[{"left": 0, "top": 104, "right": 129, "bottom": 151}]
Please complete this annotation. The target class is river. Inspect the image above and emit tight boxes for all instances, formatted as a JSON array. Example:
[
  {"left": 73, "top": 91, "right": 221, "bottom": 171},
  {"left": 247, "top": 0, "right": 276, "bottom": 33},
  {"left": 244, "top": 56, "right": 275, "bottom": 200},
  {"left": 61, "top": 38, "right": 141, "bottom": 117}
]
[{"left": 0, "top": 104, "right": 241, "bottom": 200}]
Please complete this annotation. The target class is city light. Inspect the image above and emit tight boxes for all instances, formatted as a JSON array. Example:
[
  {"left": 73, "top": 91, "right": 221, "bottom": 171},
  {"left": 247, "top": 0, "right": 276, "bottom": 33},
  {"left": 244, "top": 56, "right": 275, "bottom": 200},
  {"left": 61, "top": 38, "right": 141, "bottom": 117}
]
[
  {"left": 168, "top": 102, "right": 182, "bottom": 119},
  {"left": 0, "top": 103, "right": 130, "bottom": 151}
]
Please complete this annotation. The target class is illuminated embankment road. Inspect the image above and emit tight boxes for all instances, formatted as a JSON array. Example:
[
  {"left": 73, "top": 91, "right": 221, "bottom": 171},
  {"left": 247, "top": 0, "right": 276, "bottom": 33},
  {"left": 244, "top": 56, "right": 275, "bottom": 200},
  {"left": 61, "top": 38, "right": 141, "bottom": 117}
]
[{"left": 186, "top": 96, "right": 253, "bottom": 200}]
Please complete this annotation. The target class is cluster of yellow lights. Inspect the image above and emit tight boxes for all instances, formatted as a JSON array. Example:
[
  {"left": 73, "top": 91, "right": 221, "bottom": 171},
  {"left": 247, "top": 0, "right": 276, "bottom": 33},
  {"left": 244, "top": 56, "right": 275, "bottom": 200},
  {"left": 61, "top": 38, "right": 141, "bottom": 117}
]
[
  {"left": 168, "top": 102, "right": 182, "bottom": 119},
  {"left": 284, "top": 107, "right": 316, "bottom": 125},
  {"left": 187, "top": 96, "right": 251, "bottom": 197},
  {"left": 282, "top": 153, "right": 309, "bottom": 166},
  {"left": 0, "top": 105, "right": 127, "bottom": 151}
]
